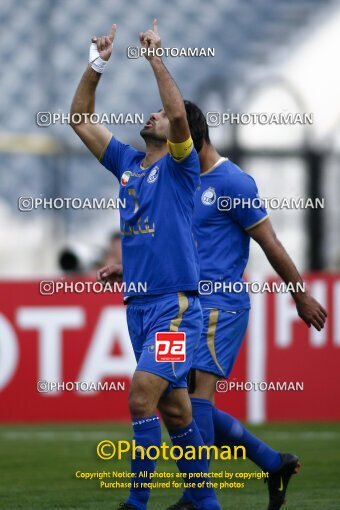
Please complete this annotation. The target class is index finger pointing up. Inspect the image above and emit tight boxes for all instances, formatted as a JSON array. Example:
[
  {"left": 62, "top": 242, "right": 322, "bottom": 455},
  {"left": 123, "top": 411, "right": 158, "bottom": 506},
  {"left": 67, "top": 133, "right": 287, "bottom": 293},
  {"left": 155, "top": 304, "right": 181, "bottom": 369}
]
[
  {"left": 108, "top": 24, "right": 117, "bottom": 42},
  {"left": 152, "top": 18, "right": 159, "bottom": 34}
]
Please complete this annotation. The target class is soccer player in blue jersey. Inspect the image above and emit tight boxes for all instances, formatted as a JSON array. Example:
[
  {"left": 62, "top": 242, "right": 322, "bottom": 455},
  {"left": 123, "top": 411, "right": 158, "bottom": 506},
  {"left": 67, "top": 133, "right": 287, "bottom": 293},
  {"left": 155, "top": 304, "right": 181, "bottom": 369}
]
[
  {"left": 164, "top": 101, "right": 328, "bottom": 510},
  {"left": 70, "top": 22, "right": 220, "bottom": 510},
  {"left": 99, "top": 100, "right": 328, "bottom": 509}
]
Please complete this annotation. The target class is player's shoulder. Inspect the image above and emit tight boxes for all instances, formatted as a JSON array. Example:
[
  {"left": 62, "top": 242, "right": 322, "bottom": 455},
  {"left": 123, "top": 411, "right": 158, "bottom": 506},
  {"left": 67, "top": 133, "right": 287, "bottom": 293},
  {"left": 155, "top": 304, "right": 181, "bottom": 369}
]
[
  {"left": 204, "top": 158, "right": 246, "bottom": 178},
  {"left": 222, "top": 158, "right": 250, "bottom": 179},
  {"left": 104, "top": 136, "right": 144, "bottom": 161},
  {"left": 121, "top": 142, "right": 144, "bottom": 160},
  {"left": 131, "top": 148, "right": 146, "bottom": 162},
  {"left": 122, "top": 145, "right": 145, "bottom": 167},
  {"left": 221, "top": 159, "right": 257, "bottom": 194}
]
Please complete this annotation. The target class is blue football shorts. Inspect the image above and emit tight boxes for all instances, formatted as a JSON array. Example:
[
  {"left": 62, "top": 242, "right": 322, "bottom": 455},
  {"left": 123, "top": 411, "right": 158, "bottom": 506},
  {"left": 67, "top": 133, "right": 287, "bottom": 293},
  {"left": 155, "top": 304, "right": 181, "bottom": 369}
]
[
  {"left": 126, "top": 292, "right": 203, "bottom": 392},
  {"left": 191, "top": 307, "right": 249, "bottom": 378}
]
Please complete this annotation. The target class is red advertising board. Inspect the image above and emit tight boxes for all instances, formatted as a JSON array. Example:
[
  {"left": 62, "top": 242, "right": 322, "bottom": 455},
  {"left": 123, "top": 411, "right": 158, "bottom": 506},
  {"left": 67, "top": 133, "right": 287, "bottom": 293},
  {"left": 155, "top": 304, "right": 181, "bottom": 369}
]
[
  {"left": 0, "top": 280, "right": 132, "bottom": 422},
  {"left": 0, "top": 275, "right": 339, "bottom": 422},
  {"left": 265, "top": 274, "right": 340, "bottom": 421}
]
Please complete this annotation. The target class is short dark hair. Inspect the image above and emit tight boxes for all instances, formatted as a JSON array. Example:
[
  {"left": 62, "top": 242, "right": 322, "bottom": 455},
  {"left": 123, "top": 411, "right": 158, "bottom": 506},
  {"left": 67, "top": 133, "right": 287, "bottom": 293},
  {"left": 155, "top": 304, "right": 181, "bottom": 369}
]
[{"left": 184, "top": 100, "right": 210, "bottom": 153}]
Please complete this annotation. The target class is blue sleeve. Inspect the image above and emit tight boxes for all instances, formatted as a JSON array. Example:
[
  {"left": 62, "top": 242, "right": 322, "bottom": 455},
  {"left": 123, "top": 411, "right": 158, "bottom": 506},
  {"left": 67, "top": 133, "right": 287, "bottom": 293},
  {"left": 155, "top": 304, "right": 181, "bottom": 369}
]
[
  {"left": 166, "top": 147, "right": 200, "bottom": 193},
  {"left": 100, "top": 136, "right": 135, "bottom": 180},
  {"left": 226, "top": 171, "right": 268, "bottom": 230}
]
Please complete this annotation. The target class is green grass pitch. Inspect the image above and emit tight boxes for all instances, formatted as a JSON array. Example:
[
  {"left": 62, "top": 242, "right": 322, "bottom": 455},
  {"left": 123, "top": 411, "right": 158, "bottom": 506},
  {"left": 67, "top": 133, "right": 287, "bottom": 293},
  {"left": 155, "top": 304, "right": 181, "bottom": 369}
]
[{"left": 1, "top": 422, "right": 339, "bottom": 509}]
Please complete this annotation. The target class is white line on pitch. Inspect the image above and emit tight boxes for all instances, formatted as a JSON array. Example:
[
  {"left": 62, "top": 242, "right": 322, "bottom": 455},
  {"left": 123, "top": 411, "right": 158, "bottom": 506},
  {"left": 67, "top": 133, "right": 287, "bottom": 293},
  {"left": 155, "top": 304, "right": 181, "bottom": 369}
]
[{"left": 0, "top": 431, "right": 124, "bottom": 441}]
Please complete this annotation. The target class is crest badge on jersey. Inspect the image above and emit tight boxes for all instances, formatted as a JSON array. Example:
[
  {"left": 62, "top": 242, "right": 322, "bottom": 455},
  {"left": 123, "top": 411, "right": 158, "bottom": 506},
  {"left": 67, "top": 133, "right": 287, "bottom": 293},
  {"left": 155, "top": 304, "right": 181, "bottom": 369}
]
[
  {"left": 147, "top": 166, "right": 159, "bottom": 184},
  {"left": 121, "top": 170, "right": 132, "bottom": 186},
  {"left": 201, "top": 186, "right": 216, "bottom": 206}
]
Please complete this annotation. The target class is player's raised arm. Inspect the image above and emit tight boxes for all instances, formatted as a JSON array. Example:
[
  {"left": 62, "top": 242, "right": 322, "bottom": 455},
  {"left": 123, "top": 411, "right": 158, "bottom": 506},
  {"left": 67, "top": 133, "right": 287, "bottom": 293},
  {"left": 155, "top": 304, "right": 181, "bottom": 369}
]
[
  {"left": 140, "top": 19, "right": 191, "bottom": 147},
  {"left": 248, "top": 218, "right": 327, "bottom": 331},
  {"left": 70, "top": 24, "right": 117, "bottom": 160}
]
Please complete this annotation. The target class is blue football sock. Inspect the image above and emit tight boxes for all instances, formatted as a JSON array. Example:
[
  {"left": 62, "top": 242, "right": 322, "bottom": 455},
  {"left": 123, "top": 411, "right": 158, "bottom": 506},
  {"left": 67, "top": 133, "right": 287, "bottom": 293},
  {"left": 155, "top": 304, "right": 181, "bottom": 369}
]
[
  {"left": 126, "top": 415, "right": 161, "bottom": 510},
  {"left": 191, "top": 398, "right": 215, "bottom": 447},
  {"left": 169, "top": 420, "right": 220, "bottom": 510},
  {"left": 212, "top": 407, "right": 281, "bottom": 472},
  {"left": 181, "top": 398, "right": 215, "bottom": 504}
]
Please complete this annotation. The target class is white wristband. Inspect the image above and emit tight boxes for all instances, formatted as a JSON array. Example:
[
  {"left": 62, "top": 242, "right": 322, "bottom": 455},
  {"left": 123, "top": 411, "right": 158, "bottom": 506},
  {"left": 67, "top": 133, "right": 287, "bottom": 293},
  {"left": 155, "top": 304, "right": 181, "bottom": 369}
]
[{"left": 89, "top": 42, "right": 109, "bottom": 73}]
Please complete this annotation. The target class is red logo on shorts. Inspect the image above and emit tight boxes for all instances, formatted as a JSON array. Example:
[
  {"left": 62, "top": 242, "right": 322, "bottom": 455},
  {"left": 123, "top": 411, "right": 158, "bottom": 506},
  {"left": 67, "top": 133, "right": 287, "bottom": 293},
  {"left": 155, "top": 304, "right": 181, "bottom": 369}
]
[{"left": 155, "top": 332, "right": 186, "bottom": 362}]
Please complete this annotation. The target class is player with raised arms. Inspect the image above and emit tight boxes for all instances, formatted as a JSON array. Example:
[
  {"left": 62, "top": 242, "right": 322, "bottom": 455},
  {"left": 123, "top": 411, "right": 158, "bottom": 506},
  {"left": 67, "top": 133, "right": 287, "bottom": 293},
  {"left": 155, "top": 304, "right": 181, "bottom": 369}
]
[
  {"left": 70, "top": 21, "right": 220, "bottom": 510},
  {"left": 98, "top": 100, "right": 328, "bottom": 509}
]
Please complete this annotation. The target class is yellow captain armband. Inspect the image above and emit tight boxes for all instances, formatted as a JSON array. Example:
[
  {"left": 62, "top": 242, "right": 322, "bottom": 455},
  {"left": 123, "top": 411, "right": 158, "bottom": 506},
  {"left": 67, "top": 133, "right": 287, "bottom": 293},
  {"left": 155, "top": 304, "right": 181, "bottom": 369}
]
[{"left": 167, "top": 136, "right": 193, "bottom": 161}]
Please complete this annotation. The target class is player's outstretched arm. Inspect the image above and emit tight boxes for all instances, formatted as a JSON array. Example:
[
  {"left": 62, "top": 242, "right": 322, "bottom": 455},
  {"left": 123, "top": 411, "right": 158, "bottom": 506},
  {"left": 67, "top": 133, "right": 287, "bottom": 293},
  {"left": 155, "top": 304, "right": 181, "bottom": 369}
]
[
  {"left": 70, "top": 24, "right": 116, "bottom": 160},
  {"left": 248, "top": 218, "right": 327, "bottom": 331},
  {"left": 140, "top": 19, "right": 190, "bottom": 144}
]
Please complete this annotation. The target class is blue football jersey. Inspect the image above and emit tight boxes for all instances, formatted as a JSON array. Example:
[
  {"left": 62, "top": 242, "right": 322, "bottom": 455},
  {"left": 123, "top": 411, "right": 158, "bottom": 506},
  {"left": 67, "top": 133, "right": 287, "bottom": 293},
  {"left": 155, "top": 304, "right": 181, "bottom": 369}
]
[
  {"left": 193, "top": 158, "right": 268, "bottom": 310},
  {"left": 101, "top": 136, "right": 200, "bottom": 296}
]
